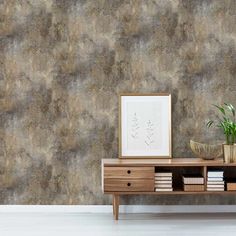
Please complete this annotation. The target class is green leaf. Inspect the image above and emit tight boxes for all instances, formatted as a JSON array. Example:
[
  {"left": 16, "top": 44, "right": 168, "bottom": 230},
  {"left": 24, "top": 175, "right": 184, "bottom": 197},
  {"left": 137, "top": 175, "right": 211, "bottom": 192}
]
[
  {"left": 225, "top": 103, "right": 235, "bottom": 117},
  {"left": 222, "top": 117, "right": 230, "bottom": 124},
  {"left": 206, "top": 120, "right": 214, "bottom": 128},
  {"left": 213, "top": 104, "right": 226, "bottom": 116}
]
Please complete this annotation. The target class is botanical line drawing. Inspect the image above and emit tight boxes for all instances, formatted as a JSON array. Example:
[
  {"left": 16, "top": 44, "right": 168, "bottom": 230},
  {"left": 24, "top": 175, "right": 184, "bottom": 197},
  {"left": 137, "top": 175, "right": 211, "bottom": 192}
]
[
  {"left": 145, "top": 120, "right": 155, "bottom": 146},
  {"left": 131, "top": 113, "right": 140, "bottom": 139}
]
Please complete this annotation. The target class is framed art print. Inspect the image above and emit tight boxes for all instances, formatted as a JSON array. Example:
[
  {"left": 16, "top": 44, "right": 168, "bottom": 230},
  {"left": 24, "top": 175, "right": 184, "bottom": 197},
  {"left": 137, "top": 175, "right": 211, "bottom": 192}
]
[{"left": 119, "top": 93, "right": 172, "bottom": 158}]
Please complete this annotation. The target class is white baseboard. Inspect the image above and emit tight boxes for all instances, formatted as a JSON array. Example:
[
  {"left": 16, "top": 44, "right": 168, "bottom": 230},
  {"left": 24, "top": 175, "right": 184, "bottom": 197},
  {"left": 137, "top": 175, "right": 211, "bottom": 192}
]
[{"left": 0, "top": 205, "right": 236, "bottom": 213}]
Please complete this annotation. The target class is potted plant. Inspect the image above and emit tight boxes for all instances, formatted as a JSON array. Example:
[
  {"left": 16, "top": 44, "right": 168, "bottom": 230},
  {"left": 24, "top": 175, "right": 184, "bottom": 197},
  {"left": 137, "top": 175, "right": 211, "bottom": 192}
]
[{"left": 207, "top": 103, "right": 236, "bottom": 163}]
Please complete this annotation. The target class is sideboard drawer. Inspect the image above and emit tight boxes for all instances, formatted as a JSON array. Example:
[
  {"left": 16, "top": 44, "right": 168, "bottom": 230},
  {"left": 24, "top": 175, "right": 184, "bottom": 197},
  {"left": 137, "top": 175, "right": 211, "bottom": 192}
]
[
  {"left": 104, "top": 179, "right": 154, "bottom": 192},
  {"left": 104, "top": 167, "right": 154, "bottom": 179}
]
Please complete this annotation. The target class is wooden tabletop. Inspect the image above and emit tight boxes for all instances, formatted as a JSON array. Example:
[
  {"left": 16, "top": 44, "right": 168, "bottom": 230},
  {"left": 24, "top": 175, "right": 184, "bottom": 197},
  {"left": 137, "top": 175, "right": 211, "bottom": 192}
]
[{"left": 102, "top": 158, "right": 236, "bottom": 167}]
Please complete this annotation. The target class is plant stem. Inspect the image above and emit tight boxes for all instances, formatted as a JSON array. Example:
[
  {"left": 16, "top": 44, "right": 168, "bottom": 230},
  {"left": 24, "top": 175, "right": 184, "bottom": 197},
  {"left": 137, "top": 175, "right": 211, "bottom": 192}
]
[{"left": 226, "top": 134, "right": 230, "bottom": 145}]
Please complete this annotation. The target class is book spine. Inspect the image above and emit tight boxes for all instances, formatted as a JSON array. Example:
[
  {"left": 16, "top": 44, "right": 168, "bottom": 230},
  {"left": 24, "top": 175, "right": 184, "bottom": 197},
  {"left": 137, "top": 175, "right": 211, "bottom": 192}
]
[
  {"left": 207, "top": 185, "right": 225, "bottom": 188},
  {"left": 227, "top": 183, "right": 236, "bottom": 191},
  {"left": 155, "top": 177, "right": 172, "bottom": 181},
  {"left": 184, "top": 185, "right": 204, "bottom": 192},
  {"left": 155, "top": 188, "right": 173, "bottom": 192},
  {"left": 155, "top": 181, "right": 172, "bottom": 184},
  {"left": 208, "top": 172, "right": 224, "bottom": 178},
  {"left": 207, "top": 181, "right": 224, "bottom": 184},
  {"left": 183, "top": 180, "right": 204, "bottom": 185},
  {"left": 155, "top": 185, "right": 173, "bottom": 188},
  {"left": 207, "top": 189, "right": 224, "bottom": 191},
  {"left": 155, "top": 173, "right": 172, "bottom": 177},
  {"left": 207, "top": 178, "right": 224, "bottom": 182}
]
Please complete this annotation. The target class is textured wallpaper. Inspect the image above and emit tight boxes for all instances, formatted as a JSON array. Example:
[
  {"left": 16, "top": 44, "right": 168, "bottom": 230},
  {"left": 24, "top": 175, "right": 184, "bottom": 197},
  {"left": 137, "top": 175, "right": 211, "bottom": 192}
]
[{"left": 0, "top": 0, "right": 235, "bottom": 204}]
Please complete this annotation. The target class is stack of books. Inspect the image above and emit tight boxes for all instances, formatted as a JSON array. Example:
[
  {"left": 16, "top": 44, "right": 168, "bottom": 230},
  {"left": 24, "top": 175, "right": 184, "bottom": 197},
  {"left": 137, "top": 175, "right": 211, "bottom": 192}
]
[
  {"left": 155, "top": 172, "right": 173, "bottom": 192},
  {"left": 183, "top": 175, "right": 204, "bottom": 192},
  {"left": 207, "top": 170, "right": 224, "bottom": 191}
]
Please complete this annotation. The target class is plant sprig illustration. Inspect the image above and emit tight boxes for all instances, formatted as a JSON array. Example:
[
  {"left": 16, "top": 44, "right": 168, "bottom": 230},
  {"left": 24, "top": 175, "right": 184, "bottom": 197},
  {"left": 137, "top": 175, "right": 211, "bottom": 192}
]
[
  {"left": 131, "top": 113, "right": 140, "bottom": 139},
  {"left": 145, "top": 120, "right": 155, "bottom": 146}
]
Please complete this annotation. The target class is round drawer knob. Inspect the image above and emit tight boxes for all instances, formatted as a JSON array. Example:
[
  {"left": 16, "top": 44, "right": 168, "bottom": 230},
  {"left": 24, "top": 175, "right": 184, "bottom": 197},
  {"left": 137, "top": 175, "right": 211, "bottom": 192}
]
[
  {"left": 127, "top": 183, "right": 131, "bottom": 187},
  {"left": 127, "top": 170, "right": 131, "bottom": 174}
]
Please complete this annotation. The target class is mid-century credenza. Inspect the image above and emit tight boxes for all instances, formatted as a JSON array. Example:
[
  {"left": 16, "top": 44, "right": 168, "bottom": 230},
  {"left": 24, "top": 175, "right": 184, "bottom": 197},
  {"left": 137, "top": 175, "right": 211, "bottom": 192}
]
[{"left": 102, "top": 158, "right": 236, "bottom": 220}]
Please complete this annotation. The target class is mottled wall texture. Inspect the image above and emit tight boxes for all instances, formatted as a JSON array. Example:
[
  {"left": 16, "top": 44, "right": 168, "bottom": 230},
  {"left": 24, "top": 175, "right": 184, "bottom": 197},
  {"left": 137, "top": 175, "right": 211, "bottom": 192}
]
[{"left": 0, "top": 0, "right": 235, "bottom": 204}]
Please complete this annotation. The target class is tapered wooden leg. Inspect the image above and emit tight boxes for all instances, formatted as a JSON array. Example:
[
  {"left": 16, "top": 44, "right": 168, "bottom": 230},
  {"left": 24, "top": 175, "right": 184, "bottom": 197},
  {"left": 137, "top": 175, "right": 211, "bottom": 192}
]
[
  {"left": 113, "top": 194, "right": 119, "bottom": 220},
  {"left": 112, "top": 196, "right": 115, "bottom": 216}
]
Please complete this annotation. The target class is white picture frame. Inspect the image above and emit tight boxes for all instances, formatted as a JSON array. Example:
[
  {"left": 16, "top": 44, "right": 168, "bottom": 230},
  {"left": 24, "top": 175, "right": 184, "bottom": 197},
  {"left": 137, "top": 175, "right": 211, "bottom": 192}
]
[{"left": 119, "top": 93, "right": 172, "bottom": 158}]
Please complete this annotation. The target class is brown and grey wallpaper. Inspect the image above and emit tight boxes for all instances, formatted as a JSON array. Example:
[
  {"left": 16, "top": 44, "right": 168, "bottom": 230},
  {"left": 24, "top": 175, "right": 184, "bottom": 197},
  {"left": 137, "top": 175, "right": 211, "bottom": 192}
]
[{"left": 0, "top": 0, "right": 235, "bottom": 204}]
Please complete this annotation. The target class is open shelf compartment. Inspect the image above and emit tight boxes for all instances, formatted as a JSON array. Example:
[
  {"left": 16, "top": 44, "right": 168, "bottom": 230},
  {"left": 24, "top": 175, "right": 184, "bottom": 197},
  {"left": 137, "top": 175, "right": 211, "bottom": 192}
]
[{"left": 155, "top": 166, "right": 206, "bottom": 192}]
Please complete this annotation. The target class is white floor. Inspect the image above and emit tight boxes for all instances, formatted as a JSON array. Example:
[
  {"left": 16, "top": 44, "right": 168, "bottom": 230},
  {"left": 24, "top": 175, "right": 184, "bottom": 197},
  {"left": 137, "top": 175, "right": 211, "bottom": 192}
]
[{"left": 0, "top": 212, "right": 236, "bottom": 236}]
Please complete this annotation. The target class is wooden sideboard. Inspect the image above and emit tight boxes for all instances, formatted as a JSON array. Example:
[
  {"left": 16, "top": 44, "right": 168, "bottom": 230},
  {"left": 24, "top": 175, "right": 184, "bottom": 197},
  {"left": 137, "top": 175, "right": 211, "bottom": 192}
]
[{"left": 102, "top": 158, "right": 236, "bottom": 220}]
